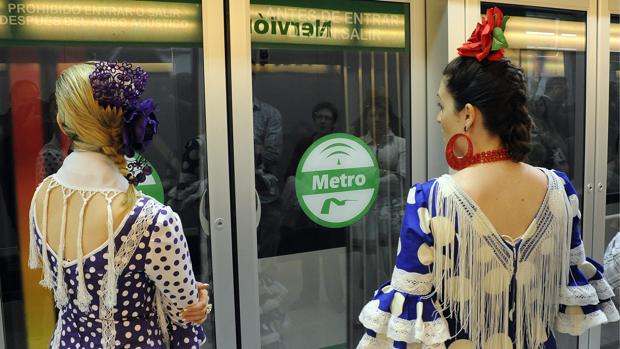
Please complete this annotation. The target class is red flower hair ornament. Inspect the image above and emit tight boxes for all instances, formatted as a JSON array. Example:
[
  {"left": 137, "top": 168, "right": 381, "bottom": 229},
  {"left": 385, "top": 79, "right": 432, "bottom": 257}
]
[{"left": 458, "top": 7, "right": 510, "bottom": 62}]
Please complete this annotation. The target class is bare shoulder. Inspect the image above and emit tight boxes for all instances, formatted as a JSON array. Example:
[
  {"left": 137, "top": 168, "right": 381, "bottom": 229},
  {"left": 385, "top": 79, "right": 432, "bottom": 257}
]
[
  {"left": 520, "top": 163, "right": 549, "bottom": 187},
  {"left": 451, "top": 162, "right": 548, "bottom": 196},
  {"left": 33, "top": 177, "right": 54, "bottom": 207}
]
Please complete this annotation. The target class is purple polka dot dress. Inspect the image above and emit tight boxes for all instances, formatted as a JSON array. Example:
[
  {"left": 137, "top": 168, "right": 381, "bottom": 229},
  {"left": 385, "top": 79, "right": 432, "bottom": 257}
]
[{"left": 29, "top": 176, "right": 206, "bottom": 349}]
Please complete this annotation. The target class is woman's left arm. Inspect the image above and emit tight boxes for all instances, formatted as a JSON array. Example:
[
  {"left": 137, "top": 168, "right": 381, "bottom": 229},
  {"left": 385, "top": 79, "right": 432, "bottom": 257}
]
[{"left": 145, "top": 206, "right": 208, "bottom": 348}]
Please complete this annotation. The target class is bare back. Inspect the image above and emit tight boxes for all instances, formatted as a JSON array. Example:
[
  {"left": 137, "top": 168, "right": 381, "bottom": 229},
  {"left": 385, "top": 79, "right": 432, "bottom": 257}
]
[
  {"left": 451, "top": 161, "right": 549, "bottom": 241},
  {"left": 34, "top": 178, "right": 131, "bottom": 262}
]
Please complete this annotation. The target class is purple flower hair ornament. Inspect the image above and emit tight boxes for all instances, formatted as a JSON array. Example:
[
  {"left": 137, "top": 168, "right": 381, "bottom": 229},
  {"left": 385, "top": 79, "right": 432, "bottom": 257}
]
[
  {"left": 122, "top": 98, "right": 158, "bottom": 158},
  {"left": 89, "top": 61, "right": 159, "bottom": 186}
]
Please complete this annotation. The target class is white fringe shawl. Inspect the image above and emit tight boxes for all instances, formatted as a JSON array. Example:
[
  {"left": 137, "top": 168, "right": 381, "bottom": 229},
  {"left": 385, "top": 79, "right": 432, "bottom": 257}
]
[
  {"left": 28, "top": 176, "right": 124, "bottom": 349},
  {"left": 429, "top": 169, "right": 571, "bottom": 349}
]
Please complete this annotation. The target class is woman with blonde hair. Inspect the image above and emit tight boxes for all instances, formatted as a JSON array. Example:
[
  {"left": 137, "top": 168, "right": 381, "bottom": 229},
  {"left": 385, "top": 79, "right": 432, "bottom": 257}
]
[
  {"left": 29, "top": 61, "right": 210, "bottom": 348},
  {"left": 357, "top": 8, "right": 618, "bottom": 349}
]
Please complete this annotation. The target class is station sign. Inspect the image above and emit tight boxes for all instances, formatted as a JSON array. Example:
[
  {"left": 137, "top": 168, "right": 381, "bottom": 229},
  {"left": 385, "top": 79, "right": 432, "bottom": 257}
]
[
  {"left": 251, "top": 0, "right": 408, "bottom": 50},
  {"left": 295, "top": 133, "right": 379, "bottom": 228},
  {"left": 1, "top": 0, "right": 407, "bottom": 50},
  {"left": 0, "top": 0, "right": 202, "bottom": 45}
]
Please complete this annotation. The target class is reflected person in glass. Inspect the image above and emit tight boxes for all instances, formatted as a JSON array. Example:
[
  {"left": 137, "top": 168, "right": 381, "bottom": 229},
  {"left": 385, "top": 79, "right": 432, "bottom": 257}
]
[
  {"left": 28, "top": 62, "right": 211, "bottom": 349},
  {"left": 357, "top": 7, "right": 619, "bottom": 349},
  {"left": 528, "top": 77, "right": 571, "bottom": 174},
  {"left": 36, "top": 90, "right": 67, "bottom": 184},
  {"left": 253, "top": 94, "right": 284, "bottom": 258},
  {"left": 282, "top": 102, "right": 345, "bottom": 312},
  {"left": 359, "top": 96, "right": 407, "bottom": 275}
]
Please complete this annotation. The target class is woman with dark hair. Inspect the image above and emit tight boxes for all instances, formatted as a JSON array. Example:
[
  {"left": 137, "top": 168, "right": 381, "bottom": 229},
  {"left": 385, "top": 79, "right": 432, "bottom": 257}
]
[{"left": 357, "top": 8, "right": 618, "bottom": 349}]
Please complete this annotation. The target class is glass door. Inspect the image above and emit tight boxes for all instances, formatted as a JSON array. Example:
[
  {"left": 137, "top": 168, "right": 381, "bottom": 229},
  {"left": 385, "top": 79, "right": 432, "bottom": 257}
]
[
  {"left": 0, "top": 0, "right": 235, "bottom": 347},
  {"left": 230, "top": 0, "right": 422, "bottom": 347}
]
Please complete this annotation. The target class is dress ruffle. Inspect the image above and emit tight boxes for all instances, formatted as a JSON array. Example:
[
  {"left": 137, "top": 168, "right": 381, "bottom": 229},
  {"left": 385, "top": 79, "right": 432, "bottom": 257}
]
[
  {"left": 358, "top": 281, "right": 450, "bottom": 347},
  {"left": 556, "top": 257, "right": 619, "bottom": 335}
]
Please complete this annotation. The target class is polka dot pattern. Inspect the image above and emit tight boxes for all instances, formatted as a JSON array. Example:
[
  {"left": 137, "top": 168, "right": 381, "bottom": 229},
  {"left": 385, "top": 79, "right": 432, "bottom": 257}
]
[
  {"left": 32, "top": 198, "right": 206, "bottom": 348},
  {"left": 430, "top": 216, "right": 455, "bottom": 247},
  {"left": 417, "top": 243, "right": 434, "bottom": 266},
  {"left": 447, "top": 275, "right": 472, "bottom": 302},
  {"left": 578, "top": 261, "right": 597, "bottom": 280},
  {"left": 448, "top": 339, "right": 474, "bottom": 349},
  {"left": 484, "top": 268, "right": 511, "bottom": 295},
  {"left": 484, "top": 333, "right": 513, "bottom": 349},
  {"left": 417, "top": 207, "right": 431, "bottom": 234},
  {"left": 516, "top": 261, "right": 535, "bottom": 285},
  {"left": 145, "top": 206, "right": 205, "bottom": 348},
  {"left": 390, "top": 292, "right": 406, "bottom": 317}
]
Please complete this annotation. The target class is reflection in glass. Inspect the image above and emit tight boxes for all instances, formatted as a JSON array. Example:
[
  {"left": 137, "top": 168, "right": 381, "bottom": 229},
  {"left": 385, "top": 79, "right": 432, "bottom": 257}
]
[
  {"left": 251, "top": 39, "right": 411, "bottom": 347},
  {"left": 482, "top": 3, "right": 586, "bottom": 193}
]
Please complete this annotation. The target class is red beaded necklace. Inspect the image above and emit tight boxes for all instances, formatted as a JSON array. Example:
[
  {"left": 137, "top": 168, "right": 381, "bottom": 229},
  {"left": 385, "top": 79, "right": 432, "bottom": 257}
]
[
  {"left": 445, "top": 133, "right": 513, "bottom": 170},
  {"left": 470, "top": 148, "right": 512, "bottom": 166}
]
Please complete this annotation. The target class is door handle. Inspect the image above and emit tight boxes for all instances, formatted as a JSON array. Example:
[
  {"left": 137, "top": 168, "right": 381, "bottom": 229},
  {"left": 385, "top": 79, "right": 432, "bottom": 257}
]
[
  {"left": 255, "top": 190, "right": 261, "bottom": 231},
  {"left": 199, "top": 188, "right": 210, "bottom": 237}
]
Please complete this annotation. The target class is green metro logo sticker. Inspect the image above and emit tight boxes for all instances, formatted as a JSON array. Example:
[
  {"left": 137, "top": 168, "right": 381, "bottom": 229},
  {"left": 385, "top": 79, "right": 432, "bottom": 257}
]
[{"left": 295, "top": 133, "right": 379, "bottom": 228}]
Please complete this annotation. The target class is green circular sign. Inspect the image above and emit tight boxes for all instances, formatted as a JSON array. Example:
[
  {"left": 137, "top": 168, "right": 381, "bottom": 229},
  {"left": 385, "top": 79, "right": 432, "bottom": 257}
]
[
  {"left": 295, "top": 133, "right": 379, "bottom": 228},
  {"left": 126, "top": 155, "right": 165, "bottom": 204}
]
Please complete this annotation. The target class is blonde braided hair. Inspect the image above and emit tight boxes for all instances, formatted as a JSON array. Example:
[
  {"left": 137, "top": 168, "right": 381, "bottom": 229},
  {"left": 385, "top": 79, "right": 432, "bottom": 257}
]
[{"left": 55, "top": 63, "right": 137, "bottom": 207}]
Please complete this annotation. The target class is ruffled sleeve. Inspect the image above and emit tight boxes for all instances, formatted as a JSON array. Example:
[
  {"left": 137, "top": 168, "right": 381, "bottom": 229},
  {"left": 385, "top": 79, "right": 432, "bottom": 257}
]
[
  {"left": 553, "top": 171, "right": 620, "bottom": 336},
  {"left": 358, "top": 181, "right": 450, "bottom": 348},
  {"left": 145, "top": 206, "right": 207, "bottom": 348}
]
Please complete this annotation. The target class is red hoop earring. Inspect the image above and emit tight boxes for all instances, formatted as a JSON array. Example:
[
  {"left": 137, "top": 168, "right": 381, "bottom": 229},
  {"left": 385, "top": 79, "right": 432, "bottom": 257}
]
[{"left": 445, "top": 133, "right": 474, "bottom": 170}]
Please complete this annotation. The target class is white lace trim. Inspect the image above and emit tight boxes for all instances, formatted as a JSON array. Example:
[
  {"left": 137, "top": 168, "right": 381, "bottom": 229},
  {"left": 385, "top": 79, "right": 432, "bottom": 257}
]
[
  {"left": 555, "top": 309, "right": 608, "bottom": 335},
  {"left": 359, "top": 300, "right": 392, "bottom": 334},
  {"left": 387, "top": 316, "right": 450, "bottom": 344},
  {"left": 115, "top": 201, "right": 155, "bottom": 273},
  {"left": 51, "top": 309, "right": 63, "bottom": 349},
  {"left": 590, "top": 279, "right": 615, "bottom": 300},
  {"left": 570, "top": 244, "right": 586, "bottom": 265},
  {"left": 28, "top": 180, "right": 46, "bottom": 270},
  {"left": 359, "top": 299, "right": 450, "bottom": 345},
  {"left": 559, "top": 284, "right": 599, "bottom": 306},
  {"left": 391, "top": 267, "right": 433, "bottom": 295},
  {"left": 357, "top": 333, "right": 392, "bottom": 349},
  {"left": 600, "top": 299, "right": 620, "bottom": 322},
  {"left": 156, "top": 289, "right": 171, "bottom": 347},
  {"left": 568, "top": 194, "right": 581, "bottom": 219},
  {"left": 99, "top": 199, "right": 158, "bottom": 349},
  {"left": 357, "top": 332, "right": 447, "bottom": 349}
]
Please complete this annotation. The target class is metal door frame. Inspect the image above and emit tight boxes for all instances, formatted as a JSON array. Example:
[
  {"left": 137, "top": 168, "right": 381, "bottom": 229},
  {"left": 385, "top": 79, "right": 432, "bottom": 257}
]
[
  {"left": 227, "top": 0, "right": 428, "bottom": 346},
  {"left": 201, "top": 1, "right": 238, "bottom": 347},
  {"left": 593, "top": 1, "right": 617, "bottom": 349}
]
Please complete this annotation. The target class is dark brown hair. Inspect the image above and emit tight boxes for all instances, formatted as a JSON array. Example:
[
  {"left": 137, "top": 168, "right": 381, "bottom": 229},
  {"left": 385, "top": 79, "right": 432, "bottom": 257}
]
[{"left": 443, "top": 56, "right": 532, "bottom": 162}]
